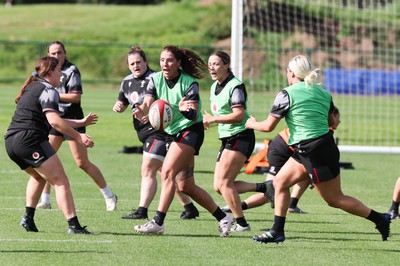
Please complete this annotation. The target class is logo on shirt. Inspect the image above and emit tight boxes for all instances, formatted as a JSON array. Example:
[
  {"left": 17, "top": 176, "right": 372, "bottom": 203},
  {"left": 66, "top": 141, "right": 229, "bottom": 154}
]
[
  {"left": 32, "top": 152, "right": 40, "bottom": 160},
  {"left": 140, "top": 80, "right": 146, "bottom": 88},
  {"left": 212, "top": 103, "right": 218, "bottom": 112},
  {"left": 59, "top": 73, "right": 67, "bottom": 88},
  {"left": 130, "top": 91, "right": 139, "bottom": 104}
]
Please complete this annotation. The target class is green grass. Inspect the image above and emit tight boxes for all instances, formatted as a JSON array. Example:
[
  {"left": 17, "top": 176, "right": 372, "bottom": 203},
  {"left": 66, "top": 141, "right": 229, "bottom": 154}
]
[
  {"left": 0, "top": 2, "right": 399, "bottom": 261},
  {"left": 0, "top": 84, "right": 399, "bottom": 265},
  {"left": 2, "top": 2, "right": 399, "bottom": 147},
  {"left": 0, "top": 2, "right": 229, "bottom": 82},
  {"left": 0, "top": 3, "right": 218, "bottom": 44}
]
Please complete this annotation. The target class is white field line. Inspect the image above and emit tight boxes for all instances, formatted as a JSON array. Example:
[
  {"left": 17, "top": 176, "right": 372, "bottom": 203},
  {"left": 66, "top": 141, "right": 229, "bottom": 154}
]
[
  {"left": 0, "top": 238, "right": 112, "bottom": 243},
  {"left": 0, "top": 207, "right": 60, "bottom": 211}
]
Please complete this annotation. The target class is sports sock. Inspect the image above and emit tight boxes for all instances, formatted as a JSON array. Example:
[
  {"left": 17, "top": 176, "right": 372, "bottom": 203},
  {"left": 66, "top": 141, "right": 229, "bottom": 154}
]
[
  {"left": 255, "top": 182, "right": 267, "bottom": 193},
  {"left": 236, "top": 217, "right": 249, "bottom": 227},
  {"left": 67, "top": 216, "right": 82, "bottom": 228},
  {"left": 241, "top": 201, "right": 248, "bottom": 210},
  {"left": 24, "top": 206, "right": 35, "bottom": 218},
  {"left": 41, "top": 192, "right": 50, "bottom": 204},
  {"left": 271, "top": 215, "right": 286, "bottom": 233},
  {"left": 154, "top": 211, "right": 166, "bottom": 226},
  {"left": 366, "top": 209, "right": 384, "bottom": 225},
  {"left": 137, "top": 207, "right": 148, "bottom": 215},
  {"left": 212, "top": 207, "right": 226, "bottom": 221},
  {"left": 289, "top": 197, "right": 299, "bottom": 209},
  {"left": 183, "top": 202, "right": 197, "bottom": 212},
  {"left": 100, "top": 185, "right": 113, "bottom": 198},
  {"left": 389, "top": 200, "right": 399, "bottom": 212}
]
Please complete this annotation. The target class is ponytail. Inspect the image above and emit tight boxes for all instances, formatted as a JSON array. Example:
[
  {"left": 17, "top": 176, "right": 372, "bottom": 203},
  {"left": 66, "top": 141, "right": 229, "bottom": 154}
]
[
  {"left": 15, "top": 73, "right": 37, "bottom": 103},
  {"left": 288, "top": 55, "right": 322, "bottom": 86},
  {"left": 15, "top": 57, "right": 59, "bottom": 103}
]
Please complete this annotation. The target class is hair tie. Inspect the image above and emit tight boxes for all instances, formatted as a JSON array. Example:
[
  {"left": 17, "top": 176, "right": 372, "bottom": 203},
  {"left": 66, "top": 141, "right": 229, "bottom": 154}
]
[{"left": 32, "top": 72, "right": 38, "bottom": 77}]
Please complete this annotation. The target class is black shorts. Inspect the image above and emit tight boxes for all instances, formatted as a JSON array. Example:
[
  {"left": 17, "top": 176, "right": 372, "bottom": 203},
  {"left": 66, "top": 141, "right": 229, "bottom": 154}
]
[
  {"left": 5, "top": 130, "right": 56, "bottom": 170},
  {"left": 137, "top": 122, "right": 158, "bottom": 143},
  {"left": 267, "top": 134, "right": 294, "bottom": 176},
  {"left": 143, "top": 133, "right": 173, "bottom": 162},
  {"left": 173, "top": 122, "right": 204, "bottom": 156},
  {"left": 216, "top": 129, "right": 255, "bottom": 162},
  {"left": 291, "top": 131, "right": 340, "bottom": 184}
]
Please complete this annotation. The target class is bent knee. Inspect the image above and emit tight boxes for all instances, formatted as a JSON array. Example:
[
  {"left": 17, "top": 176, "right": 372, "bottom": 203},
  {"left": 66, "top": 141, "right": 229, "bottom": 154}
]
[
  {"left": 325, "top": 199, "right": 341, "bottom": 208},
  {"left": 161, "top": 169, "right": 175, "bottom": 181},
  {"left": 52, "top": 179, "right": 71, "bottom": 190},
  {"left": 76, "top": 159, "right": 91, "bottom": 170},
  {"left": 178, "top": 186, "right": 190, "bottom": 195}
]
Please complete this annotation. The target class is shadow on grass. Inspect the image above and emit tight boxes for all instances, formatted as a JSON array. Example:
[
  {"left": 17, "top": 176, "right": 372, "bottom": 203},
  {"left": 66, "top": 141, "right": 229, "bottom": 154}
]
[
  {"left": 132, "top": 232, "right": 251, "bottom": 238},
  {"left": 194, "top": 170, "right": 214, "bottom": 174},
  {"left": 98, "top": 231, "right": 220, "bottom": 238},
  {"left": 251, "top": 218, "right": 339, "bottom": 224},
  {"left": 288, "top": 235, "right": 399, "bottom": 243},
  {"left": 73, "top": 228, "right": 400, "bottom": 244},
  {"left": 121, "top": 209, "right": 343, "bottom": 225},
  {"left": 0, "top": 250, "right": 108, "bottom": 254},
  {"left": 278, "top": 229, "right": 400, "bottom": 244}
]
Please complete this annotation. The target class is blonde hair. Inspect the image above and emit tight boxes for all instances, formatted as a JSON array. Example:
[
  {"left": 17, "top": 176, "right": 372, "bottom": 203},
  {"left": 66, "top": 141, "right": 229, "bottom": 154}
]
[{"left": 287, "top": 55, "right": 322, "bottom": 86}]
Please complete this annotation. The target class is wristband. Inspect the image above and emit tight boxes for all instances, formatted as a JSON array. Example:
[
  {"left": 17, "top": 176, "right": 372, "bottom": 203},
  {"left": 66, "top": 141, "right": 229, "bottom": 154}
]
[{"left": 181, "top": 108, "right": 197, "bottom": 120}]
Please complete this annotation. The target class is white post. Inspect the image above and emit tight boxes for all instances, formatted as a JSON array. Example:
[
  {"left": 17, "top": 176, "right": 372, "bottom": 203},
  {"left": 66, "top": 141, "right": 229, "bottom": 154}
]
[{"left": 231, "top": 0, "right": 243, "bottom": 80}]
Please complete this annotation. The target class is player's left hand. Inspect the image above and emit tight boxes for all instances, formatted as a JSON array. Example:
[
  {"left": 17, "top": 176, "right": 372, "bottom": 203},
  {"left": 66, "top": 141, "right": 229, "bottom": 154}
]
[
  {"left": 83, "top": 112, "right": 98, "bottom": 126},
  {"left": 203, "top": 111, "right": 213, "bottom": 130},
  {"left": 133, "top": 104, "right": 145, "bottom": 120},
  {"left": 179, "top": 97, "right": 193, "bottom": 112}
]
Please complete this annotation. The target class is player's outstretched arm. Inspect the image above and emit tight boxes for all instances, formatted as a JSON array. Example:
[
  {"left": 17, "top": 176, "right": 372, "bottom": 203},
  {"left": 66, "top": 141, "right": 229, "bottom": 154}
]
[
  {"left": 245, "top": 114, "right": 280, "bottom": 132},
  {"left": 64, "top": 112, "right": 98, "bottom": 128}
]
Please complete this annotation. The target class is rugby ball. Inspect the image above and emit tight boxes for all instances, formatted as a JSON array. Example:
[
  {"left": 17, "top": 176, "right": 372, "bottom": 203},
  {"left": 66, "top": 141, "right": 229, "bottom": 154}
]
[{"left": 149, "top": 100, "right": 173, "bottom": 131}]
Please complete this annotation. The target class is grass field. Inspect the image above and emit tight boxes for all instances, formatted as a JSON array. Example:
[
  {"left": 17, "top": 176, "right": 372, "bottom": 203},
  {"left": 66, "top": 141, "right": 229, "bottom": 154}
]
[
  {"left": 0, "top": 84, "right": 399, "bottom": 265},
  {"left": 1, "top": 3, "right": 399, "bottom": 147}
]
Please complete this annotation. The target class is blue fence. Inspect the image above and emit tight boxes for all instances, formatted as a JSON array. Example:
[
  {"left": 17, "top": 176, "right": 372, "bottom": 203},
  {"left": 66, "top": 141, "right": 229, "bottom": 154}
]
[{"left": 324, "top": 68, "right": 400, "bottom": 95}]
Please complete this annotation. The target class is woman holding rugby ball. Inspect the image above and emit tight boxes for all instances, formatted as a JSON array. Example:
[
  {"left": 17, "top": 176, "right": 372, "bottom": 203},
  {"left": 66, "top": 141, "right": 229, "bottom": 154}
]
[
  {"left": 113, "top": 46, "right": 200, "bottom": 221},
  {"left": 133, "top": 45, "right": 233, "bottom": 237}
]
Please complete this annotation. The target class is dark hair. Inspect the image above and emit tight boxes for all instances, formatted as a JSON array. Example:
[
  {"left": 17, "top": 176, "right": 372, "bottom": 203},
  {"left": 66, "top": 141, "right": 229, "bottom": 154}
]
[
  {"left": 15, "top": 57, "right": 59, "bottom": 103},
  {"left": 332, "top": 105, "right": 340, "bottom": 116},
  {"left": 126, "top": 46, "right": 149, "bottom": 70},
  {"left": 210, "top": 50, "right": 232, "bottom": 74},
  {"left": 211, "top": 51, "right": 230, "bottom": 65},
  {"left": 161, "top": 45, "right": 207, "bottom": 79},
  {"left": 127, "top": 46, "right": 147, "bottom": 62},
  {"left": 47, "top": 40, "right": 66, "bottom": 53}
]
